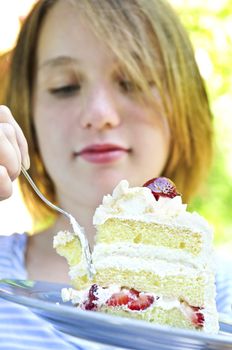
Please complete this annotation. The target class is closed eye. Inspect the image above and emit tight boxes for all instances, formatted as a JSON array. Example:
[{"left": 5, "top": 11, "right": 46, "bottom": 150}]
[
  {"left": 118, "top": 77, "right": 143, "bottom": 94},
  {"left": 119, "top": 79, "right": 136, "bottom": 93},
  {"left": 49, "top": 84, "right": 81, "bottom": 97}
]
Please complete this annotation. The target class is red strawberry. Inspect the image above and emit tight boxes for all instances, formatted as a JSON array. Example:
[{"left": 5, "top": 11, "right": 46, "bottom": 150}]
[
  {"left": 107, "top": 289, "right": 155, "bottom": 311},
  {"left": 191, "top": 306, "right": 205, "bottom": 327},
  {"left": 143, "top": 177, "right": 180, "bottom": 201},
  {"left": 128, "top": 294, "right": 154, "bottom": 311},
  {"left": 106, "top": 292, "right": 130, "bottom": 307}
]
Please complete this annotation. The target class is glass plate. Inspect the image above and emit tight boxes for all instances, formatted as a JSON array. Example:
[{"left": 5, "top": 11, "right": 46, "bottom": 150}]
[{"left": 0, "top": 279, "right": 231, "bottom": 350}]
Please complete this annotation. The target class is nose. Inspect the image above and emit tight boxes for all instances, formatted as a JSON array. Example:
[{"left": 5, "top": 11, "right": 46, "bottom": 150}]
[{"left": 80, "top": 86, "right": 121, "bottom": 130}]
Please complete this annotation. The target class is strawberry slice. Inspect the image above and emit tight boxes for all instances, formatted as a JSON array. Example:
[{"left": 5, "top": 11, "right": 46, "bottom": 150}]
[
  {"left": 106, "top": 292, "right": 130, "bottom": 307},
  {"left": 128, "top": 294, "right": 154, "bottom": 311},
  {"left": 107, "top": 289, "right": 155, "bottom": 311},
  {"left": 191, "top": 306, "right": 205, "bottom": 327},
  {"left": 83, "top": 284, "right": 99, "bottom": 310}
]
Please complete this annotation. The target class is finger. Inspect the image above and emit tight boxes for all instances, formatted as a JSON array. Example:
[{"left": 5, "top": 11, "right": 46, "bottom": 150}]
[
  {"left": 0, "top": 105, "right": 30, "bottom": 169},
  {"left": 0, "top": 125, "right": 21, "bottom": 180},
  {"left": 0, "top": 165, "right": 13, "bottom": 200}
]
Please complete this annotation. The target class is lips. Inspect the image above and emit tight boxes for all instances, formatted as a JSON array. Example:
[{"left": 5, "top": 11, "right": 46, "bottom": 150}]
[{"left": 75, "top": 143, "right": 130, "bottom": 164}]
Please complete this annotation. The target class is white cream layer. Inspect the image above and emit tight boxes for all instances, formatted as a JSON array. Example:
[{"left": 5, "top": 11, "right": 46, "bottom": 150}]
[
  {"left": 92, "top": 243, "right": 214, "bottom": 270},
  {"left": 93, "top": 180, "right": 213, "bottom": 238},
  {"left": 92, "top": 255, "right": 210, "bottom": 278}
]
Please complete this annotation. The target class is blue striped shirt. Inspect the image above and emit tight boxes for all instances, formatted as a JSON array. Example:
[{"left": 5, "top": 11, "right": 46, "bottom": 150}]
[
  {"left": 0, "top": 234, "right": 87, "bottom": 350},
  {"left": 0, "top": 233, "right": 231, "bottom": 349}
]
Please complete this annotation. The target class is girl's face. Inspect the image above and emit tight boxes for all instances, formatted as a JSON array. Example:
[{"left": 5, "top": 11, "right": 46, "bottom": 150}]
[{"left": 33, "top": 1, "right": 170, "bottom": 209}]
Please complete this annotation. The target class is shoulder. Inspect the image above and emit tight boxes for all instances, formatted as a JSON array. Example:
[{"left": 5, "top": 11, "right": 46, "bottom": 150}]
[
  {"left": 0, "top": 233, "right": 27, "bottom": 279},
  {"left": 0, "top": 232, "right": 27, "bottom": 247},
  {"left": 0, "top": 232, "right": 27, "bottom": 257}
]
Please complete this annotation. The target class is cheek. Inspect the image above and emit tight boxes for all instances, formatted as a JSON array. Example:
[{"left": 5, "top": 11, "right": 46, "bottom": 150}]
[
  {"left": 137, "top": 127, "right": 169, "bottom": 160},
  {"left": 33, "top": 94, "right": 74, "bottom": 142},
  {"left": 33, "top": 108, "right": 71, "bottom": 165},
  {"left": 131, "top": 104, "right": 170, "bottom": 149},
  {"left": 130, "top": 106, "right": 170, "bottom": 169}
]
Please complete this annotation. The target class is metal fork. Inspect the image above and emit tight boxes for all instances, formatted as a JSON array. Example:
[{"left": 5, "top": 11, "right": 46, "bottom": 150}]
[{"left": 21, "top": 165, "right": 94, "bottom": 279}]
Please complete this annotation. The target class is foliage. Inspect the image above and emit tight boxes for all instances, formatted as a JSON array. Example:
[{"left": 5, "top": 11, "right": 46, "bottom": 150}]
[{"left": 171, "top": 0, "right": 232, "bottom": 246}]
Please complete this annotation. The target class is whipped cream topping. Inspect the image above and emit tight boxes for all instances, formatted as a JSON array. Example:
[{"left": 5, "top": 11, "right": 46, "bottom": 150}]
[
  {"left": 93, "top": 180, "right": 186, "bottom": 223},
  {"left": 93, "top": 180, "right": 212, "bottom": 235}
]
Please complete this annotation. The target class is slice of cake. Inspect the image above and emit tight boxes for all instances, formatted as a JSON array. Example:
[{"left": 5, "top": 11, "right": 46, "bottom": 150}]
[{"left": 54, "top": 177, "right": 219, "bottom": 333}]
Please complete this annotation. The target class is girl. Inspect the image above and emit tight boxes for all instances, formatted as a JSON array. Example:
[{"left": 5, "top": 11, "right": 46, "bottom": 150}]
[{"left": 0, "top": 1, "right": 230, "bottom": 349}]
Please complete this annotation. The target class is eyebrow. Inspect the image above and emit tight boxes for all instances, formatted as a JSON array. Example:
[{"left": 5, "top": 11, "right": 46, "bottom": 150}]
[{"left": 38, "top": 56, "right": 80, "bottom": 70}]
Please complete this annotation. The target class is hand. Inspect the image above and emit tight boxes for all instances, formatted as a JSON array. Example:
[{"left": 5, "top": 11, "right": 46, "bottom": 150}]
[{"left": 0, "top": 105, "right": 30, "bottom": 200}]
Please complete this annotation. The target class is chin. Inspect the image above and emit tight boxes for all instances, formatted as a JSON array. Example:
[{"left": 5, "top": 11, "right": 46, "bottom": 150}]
[
  {"left": 88, "top": 173, "right": 146, "bottom": 199},
  {"left": 81, "top": 172, "right": 123, "bottom": 202},
  {"left": 92, "top": 174, "right": 125, "bottom": 194},
  {"left": 77, "top": 167, "right": 159, "bottom": 206}
]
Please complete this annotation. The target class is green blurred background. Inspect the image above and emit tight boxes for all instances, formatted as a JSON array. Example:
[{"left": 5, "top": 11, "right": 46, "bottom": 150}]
[{"left": 171, "top": 0, "right": 232, "bottom": 249}]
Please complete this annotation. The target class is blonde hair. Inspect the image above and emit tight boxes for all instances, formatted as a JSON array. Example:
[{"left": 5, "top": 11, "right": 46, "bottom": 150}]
[
  {"left": 5, "top": 0, "right": 213, "bottom": 232},
  {"left": 0, "top": 51, "right": 11, "bottom": 104}
]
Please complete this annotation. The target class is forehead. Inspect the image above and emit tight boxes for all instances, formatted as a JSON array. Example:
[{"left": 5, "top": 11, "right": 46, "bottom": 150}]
[{"left": 37, "top": 1, "right": 112, "bottom": 65}]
